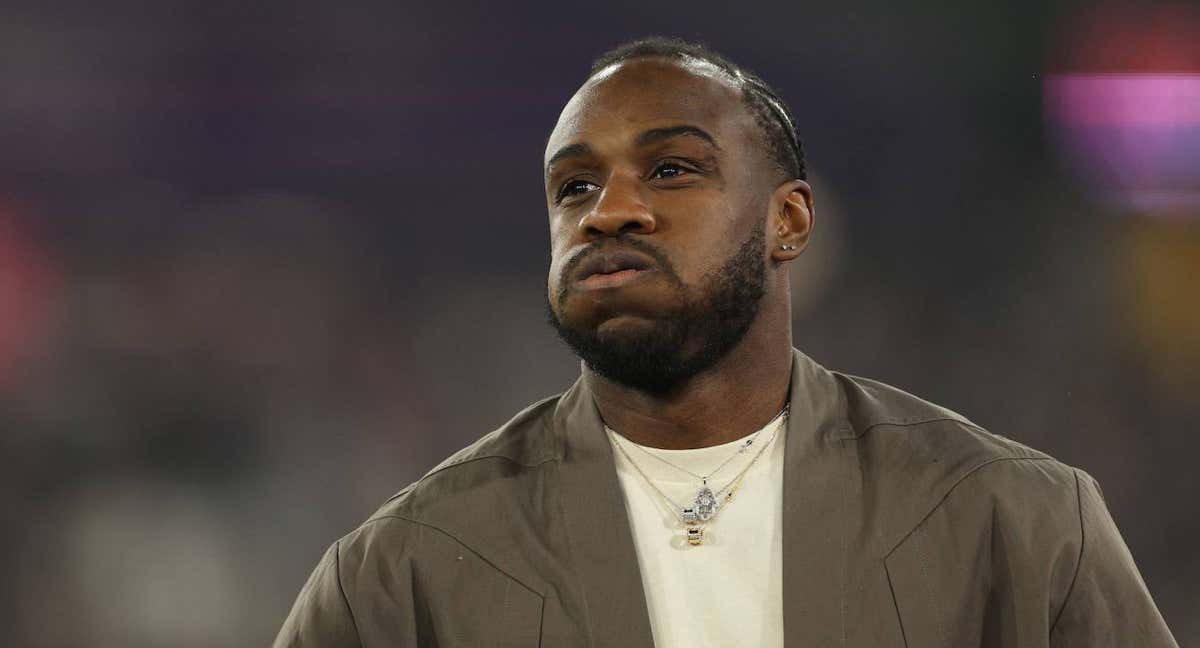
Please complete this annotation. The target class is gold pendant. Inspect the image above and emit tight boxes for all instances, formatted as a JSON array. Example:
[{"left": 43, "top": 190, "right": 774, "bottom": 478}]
[{"left": 686, "top": 525, "right": 704, "bottom": 546}]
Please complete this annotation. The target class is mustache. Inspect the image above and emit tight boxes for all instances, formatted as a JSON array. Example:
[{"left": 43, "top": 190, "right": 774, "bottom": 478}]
[{"left": 557, "top": 236, "right": 679, "bottom": 303}]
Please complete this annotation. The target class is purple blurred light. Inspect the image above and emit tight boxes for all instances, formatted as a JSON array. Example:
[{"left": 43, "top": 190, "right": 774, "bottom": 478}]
[{"left": 1045, "top": 73, "right": 1200, "bottom": 214}]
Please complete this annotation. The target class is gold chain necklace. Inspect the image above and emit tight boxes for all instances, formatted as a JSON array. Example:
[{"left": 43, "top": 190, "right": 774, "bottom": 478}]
[
  {"left": 607, "top": 405, "right": 788, "bottom": 546},
  {"left": 622, "top": 405, "right": 789, "bottom": 486}
]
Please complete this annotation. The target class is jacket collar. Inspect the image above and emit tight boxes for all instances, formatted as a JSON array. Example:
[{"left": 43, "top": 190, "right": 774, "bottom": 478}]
[{"left": 551, "top": 347, "right": 855, "bottom": 646}]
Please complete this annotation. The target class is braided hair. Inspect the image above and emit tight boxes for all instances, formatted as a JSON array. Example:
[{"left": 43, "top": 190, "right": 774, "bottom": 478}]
[{"left": 589, "top": 36, "right": 807, "bottom": 183}]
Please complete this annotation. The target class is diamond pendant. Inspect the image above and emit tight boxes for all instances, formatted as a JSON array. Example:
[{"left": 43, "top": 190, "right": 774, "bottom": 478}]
[{"left": 693, "top": 486, "right": 718, "bottom": 521}]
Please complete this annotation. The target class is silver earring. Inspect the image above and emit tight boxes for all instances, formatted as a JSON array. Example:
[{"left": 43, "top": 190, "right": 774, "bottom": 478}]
[{"left": 780, "top": 243, "right": 796, "bottom": 251}]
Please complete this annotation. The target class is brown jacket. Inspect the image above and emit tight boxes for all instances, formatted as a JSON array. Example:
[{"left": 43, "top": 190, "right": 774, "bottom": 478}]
[{"left": 275, "top": 349, "right": 1178, "bottom": 647}]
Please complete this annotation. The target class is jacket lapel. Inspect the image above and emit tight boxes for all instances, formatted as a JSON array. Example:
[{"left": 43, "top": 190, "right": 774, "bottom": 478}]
[
  {"left": 552, "top": 349, "right": 856, "bottom": 647},
  {"left": 781, "top": 348, "right": 858, "bottom": 646},
  {"left": 553, "top": 370, "right": 656, "bottom": 647}
]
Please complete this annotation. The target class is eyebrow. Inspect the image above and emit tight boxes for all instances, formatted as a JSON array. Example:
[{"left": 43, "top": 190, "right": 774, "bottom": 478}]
[
  {"left": 545, "top": 143, "right": 592, "bottom": 177},
  {"left": 544, "top": 125, "right": 721, "bottom": 177},
  {"left": 635, "top": 125, "right": 720, "bottom": 150}
]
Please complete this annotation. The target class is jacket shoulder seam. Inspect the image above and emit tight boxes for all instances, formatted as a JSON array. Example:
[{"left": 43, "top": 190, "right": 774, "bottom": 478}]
[
  {"left": 856, "top": 416, "right": 1045, "bottom": 460},
  {"left": 358, "top": 514, "right": 546, "bottom": 599},
  {"left": 420, "top": 395, "right": 562, "bottom": 475},
  {"left": 884, "top": 455, "right": 1061, "bottom": 557},
  {"left": 859, "top": 416, "right": 988, "bottom": 437},
  {"left": 1049, "top": 468, "right": 1086, "bottom": 635},
  {"left": 423, "top": 453, "right": 556, "bottom": 481},
  {"left": 388, "top": 454, "right": 557, "bottom": 507},
  {"left": 381, "top": 405, "right": 560, "bottom": 507},
  {"left": 334, "top": 539, "right": 365, "bottom": 646}
]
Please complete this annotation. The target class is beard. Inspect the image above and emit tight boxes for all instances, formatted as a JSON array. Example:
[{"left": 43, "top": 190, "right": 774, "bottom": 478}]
[{"left": 545, "top": 223, "right": 767, "bottom": 396}]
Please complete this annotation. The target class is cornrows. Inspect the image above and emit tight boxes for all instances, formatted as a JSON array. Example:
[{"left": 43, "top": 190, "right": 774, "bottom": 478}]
[{"left": 589, "top": 36, "right": 807, "bottom": 182}]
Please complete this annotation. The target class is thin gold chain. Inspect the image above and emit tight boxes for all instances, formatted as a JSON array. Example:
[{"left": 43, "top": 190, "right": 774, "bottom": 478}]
[
  {"left": 619, "top": 404, "right": 790, "bottom": 484},
  {"left": 608, "top": 410, "right": 786, "bottom": 526}
]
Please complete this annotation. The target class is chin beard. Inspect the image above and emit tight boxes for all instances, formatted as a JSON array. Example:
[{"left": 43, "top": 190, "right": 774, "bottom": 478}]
[{"left": 545, "top": 225, "right": 767, "bottom": 396}]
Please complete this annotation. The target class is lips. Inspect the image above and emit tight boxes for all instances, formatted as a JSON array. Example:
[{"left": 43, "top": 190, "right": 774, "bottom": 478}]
[{"left": 572, "top": 249, "right": 657, "bottom": 285}]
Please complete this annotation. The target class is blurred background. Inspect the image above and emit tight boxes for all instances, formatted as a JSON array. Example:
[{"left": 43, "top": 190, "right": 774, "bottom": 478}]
[{"left": 1, "top": 1, "right": 1196, "bottom": 645}]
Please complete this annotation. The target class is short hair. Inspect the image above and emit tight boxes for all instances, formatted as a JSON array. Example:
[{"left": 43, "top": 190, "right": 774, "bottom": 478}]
[{"left": 589, "top": 36, "right": 807, "bottom": 182}]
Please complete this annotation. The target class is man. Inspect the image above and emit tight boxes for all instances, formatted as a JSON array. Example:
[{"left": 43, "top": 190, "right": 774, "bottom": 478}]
[{"left": 275, "top": 37, "right": 1177, "bottom": 647}]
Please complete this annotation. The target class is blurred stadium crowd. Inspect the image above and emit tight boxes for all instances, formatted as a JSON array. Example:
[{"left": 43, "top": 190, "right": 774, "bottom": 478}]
[{"left": 0, "top": 1, "right": 1196, "bottom": 645}]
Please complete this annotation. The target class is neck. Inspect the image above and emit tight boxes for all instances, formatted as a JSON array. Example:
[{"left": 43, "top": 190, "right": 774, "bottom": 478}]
[{"left": 587, "top": 298, "right": 794, "bottom": 450}]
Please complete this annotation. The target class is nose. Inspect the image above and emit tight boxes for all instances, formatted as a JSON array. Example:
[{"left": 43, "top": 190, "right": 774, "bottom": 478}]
[{"left": 577, "top": 171, "right": 656, "bottom": 240}]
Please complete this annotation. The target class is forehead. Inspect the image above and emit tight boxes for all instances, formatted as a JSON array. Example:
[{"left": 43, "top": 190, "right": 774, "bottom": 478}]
[{"left": 544, "top": 58, "right": 750, "bottom": 163}]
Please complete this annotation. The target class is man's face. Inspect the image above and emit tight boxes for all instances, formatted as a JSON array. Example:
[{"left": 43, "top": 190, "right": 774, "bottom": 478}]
[{"left": 543, "top": 58, "right": 777, "bottom": 395}]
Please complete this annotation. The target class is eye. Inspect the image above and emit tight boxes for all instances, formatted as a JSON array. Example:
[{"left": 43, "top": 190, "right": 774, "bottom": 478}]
[
  {"left": 649, "top": 161, "right": 691, "bottom": 180},
  {"left": 556, "top": 179, "right": 600, "bottom": 203}
]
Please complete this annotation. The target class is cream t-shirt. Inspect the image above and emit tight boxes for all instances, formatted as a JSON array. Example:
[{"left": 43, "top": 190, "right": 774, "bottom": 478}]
[{"left": 606, "top": 414, "right": 786, "bottom": 648}]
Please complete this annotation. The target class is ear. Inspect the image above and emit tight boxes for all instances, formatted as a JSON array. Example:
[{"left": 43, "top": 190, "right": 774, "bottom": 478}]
[{"left": 770, "top": 179, "right": 814, "bottom": 262}]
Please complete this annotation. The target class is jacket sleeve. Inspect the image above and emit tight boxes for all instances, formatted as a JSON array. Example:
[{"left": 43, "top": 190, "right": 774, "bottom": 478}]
[
  {"left": 1049, "top": 470, "right": 1178, "bottom": 648},
  {"left": 273, "top": 540, "right": 363, "bottom": 648}
]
